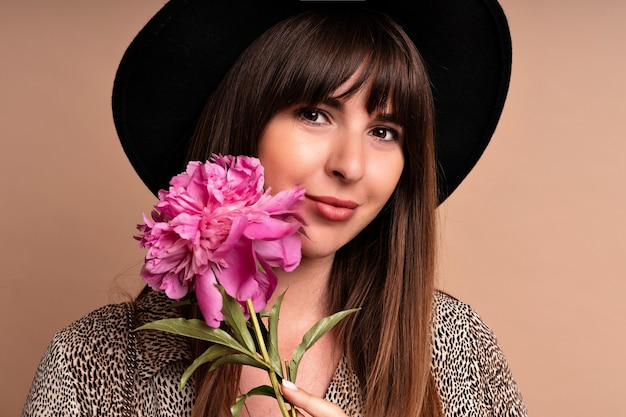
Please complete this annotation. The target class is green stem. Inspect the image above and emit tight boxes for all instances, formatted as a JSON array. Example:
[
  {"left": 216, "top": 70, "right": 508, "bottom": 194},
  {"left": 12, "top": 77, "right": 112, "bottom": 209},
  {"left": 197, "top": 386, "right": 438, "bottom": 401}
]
[
  {"left": 285, "top": 362, "right": 297, "bottom": 417},
  {"left": 246, "top": 299, "right": 291, "bottom": 417}
]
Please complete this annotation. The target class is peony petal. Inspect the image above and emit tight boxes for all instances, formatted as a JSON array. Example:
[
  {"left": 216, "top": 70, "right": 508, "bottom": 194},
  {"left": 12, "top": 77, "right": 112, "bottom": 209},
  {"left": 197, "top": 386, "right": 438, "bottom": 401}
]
[
  {"left": 170, "top": 212, "right": 202, "bottom": 242},
  {"left": 212, "top": 214, "right": 248, "bottom": 260},
  {"left": 249, "top": 256, "right": 278, "bottom": 313},
  {"left": 161, "top": 272, "right": 189, "bottom": 300},
  {"left": 253, "top": 233, "right": 302, "bottom": 272},
  {"left": 244, "top": 215, "right": 302, "bottom": 240},
  {"left": 194, "top": 269, "right": 224, "bottom": 328},
  {"left": 144, "top": 239, "right": 190, "bottom": 274},
  {"left": 256, "top": 186, "right": 306, "bottom": 216},
  {"left": 139, "top": 267, "right": 166, "bottom": 292},
  {"left": 218, "top": 238, "right": 260, "bottom": 302}
]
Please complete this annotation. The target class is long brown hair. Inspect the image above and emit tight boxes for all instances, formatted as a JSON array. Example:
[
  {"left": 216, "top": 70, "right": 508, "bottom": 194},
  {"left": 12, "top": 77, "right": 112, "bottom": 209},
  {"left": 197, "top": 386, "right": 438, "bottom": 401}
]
[{"left": 184, "top": 8, "right": 442, "bottom": 417}]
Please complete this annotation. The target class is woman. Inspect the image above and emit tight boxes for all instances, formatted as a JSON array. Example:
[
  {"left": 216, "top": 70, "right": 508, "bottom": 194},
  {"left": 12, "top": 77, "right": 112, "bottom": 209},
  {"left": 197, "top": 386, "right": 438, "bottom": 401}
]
[{"left": 22, "top": 1, "right": 527, "bottom": 416}]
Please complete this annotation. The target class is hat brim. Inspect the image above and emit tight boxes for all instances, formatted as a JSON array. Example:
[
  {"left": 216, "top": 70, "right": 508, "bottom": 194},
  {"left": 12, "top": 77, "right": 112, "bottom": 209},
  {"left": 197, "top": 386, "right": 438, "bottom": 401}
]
[{"left": 112, "top": 0, "right": 512, "bottom": 203}]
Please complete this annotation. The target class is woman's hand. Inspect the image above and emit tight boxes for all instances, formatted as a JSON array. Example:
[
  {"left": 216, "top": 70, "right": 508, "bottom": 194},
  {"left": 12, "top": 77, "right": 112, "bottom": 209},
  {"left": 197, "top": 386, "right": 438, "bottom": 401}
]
[{"left": 281, "top": 380, "right": 349, "bottom": 417}]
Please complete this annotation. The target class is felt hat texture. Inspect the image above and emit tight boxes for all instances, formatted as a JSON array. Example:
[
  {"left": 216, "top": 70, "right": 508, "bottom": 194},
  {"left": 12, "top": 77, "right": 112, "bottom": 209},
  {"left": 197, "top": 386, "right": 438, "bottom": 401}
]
[{"left": 112, "top": 0, "right": 512, "bottom": 203}]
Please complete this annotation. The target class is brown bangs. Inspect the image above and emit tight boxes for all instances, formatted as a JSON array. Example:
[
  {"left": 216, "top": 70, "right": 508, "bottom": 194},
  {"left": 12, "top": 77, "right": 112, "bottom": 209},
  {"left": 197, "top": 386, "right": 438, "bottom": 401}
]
[{"left": 255, "top": 8, "right": 429, "bottom": 127}]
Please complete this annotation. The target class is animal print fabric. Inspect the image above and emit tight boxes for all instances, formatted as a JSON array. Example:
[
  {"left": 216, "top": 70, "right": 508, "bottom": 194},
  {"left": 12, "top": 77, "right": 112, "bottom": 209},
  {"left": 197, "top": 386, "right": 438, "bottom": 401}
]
[{"left": 22, "top": 290, "right": 527, "bottom": 416}]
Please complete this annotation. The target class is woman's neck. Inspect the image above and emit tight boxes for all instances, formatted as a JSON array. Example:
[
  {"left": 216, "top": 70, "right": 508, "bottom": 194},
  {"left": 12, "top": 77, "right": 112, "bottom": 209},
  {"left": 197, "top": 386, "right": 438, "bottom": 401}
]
[
  {"left": 240, "top": 253, "right": 341, "bottom": 414},
  {"left": 267, "top": 254, "right": 334, "bottom": 327},
  {"left": 240, "top": 253, "right": 342, "bottom": 417}
]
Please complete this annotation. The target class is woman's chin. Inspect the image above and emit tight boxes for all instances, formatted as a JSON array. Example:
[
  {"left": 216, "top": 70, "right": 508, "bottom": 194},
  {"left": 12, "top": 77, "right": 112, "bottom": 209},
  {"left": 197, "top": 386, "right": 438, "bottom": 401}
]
[{"left": 299, "top": 238, "right": 342, "bottom": 264}]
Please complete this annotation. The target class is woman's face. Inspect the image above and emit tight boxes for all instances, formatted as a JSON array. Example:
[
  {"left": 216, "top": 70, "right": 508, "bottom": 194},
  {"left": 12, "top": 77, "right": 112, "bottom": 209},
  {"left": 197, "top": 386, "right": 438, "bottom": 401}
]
[{"left": 258, "top": 76, "right": 405, "bottom": 261}]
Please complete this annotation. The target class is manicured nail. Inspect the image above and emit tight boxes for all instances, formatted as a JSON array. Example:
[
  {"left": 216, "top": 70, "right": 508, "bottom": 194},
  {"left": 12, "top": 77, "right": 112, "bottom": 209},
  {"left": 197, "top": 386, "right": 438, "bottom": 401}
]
[{"left": 282, "top": 379, "right": 298, "bottom": 391}]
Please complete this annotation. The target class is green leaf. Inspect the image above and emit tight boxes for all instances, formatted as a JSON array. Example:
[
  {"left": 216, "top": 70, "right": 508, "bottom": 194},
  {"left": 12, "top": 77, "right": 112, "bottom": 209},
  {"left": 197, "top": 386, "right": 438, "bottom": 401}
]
[
  {"left": 250, "top": 312, "right": 269, "bottom": 354},
  {"left": 219, "top": 287, "right": 257, "bottom": 353},
  {"left": 209, "top": 353, "right": 270, "bottom": 372},
  {"left": 180, "top": 344, "right": 236, "bottom": 389},
  {"left": 136, "top": 318, "right": 251, "bottom": 354},
  {"left": 231, "top": 394, "right": 246, "bottom": 417},
  {"left": 244, "top": 385, "right": 276, "bottom": 398},
  {"left": 288, "top": 308, "right": 360, "bottom": 381},
  {"left": 230, "top": 386, "right": 277, "bottom": 417},
  {"left": 267, "top": 292, "right": 286, "bottom": 377}
]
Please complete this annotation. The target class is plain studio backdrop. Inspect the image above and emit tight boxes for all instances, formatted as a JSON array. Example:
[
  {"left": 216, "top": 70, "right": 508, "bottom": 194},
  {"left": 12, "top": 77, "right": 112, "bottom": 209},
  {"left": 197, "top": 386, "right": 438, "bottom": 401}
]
[{"left": 1, "top": 1, "right": 625, "bottom": 416}]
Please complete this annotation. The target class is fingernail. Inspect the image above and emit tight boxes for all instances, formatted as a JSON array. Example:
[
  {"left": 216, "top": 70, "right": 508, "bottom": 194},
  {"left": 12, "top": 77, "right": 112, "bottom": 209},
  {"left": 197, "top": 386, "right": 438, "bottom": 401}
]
[{"left": 282, "top": 379, "right": 298, "bottom": 391}]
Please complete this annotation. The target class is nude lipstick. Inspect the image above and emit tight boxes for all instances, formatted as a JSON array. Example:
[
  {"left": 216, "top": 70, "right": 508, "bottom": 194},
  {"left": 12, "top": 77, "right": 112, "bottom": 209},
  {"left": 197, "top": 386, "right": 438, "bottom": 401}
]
[{"left": 306, "top": 194, "right": 358, "bottom": 221}]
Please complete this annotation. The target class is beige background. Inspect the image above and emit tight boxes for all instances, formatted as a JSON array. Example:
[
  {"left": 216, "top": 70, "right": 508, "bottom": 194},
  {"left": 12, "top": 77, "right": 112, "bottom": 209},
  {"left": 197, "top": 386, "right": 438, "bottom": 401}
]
[{"left": 1, "top": 1, "right": 625, "bottom": 416}]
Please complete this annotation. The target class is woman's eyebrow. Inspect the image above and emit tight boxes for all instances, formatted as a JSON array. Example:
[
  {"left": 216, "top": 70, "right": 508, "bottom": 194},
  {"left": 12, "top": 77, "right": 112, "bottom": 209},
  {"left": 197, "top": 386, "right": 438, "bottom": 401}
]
[
  {"left": 375, "top": 112, "right": 402, "bottom": 125},
  {"left": 319, "top": 96, "right": 344, "bottom": 110}
]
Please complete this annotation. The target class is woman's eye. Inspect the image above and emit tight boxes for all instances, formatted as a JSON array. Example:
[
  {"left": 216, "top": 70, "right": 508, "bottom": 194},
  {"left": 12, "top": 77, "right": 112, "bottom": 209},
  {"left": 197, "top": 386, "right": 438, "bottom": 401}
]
[
  {"left": 371, "top": 126, "right": 399, "bottom": 142},
  {"left": 299, "top": 108, "right": 329, "bottom": 124}
]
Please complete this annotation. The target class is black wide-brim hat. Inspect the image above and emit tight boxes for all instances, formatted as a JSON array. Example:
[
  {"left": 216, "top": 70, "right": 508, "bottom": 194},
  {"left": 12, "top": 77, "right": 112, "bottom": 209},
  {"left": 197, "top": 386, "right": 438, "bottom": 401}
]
[{"left": 112, "top": 0, "right": 512, "bottom": 203}]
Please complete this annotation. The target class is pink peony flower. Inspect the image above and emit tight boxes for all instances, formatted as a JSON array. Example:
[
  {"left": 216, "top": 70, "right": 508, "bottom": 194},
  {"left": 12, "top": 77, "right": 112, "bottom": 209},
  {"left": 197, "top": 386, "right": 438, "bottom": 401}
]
[{"left": 135, "top": 155, "right": 305, "bottom": 328}]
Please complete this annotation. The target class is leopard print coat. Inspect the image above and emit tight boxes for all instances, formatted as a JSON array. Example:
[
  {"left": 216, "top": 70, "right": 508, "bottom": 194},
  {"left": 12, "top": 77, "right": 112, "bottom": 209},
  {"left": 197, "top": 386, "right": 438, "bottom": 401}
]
[{"left": 22, "top": 290, "right": 528, "bottom": 416}]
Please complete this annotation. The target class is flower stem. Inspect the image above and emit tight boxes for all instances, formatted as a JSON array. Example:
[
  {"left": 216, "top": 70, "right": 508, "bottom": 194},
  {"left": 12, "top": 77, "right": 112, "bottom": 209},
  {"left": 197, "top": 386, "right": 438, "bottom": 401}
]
[{"left": 246, "top": 299, "right": 291, "bottom": 417}]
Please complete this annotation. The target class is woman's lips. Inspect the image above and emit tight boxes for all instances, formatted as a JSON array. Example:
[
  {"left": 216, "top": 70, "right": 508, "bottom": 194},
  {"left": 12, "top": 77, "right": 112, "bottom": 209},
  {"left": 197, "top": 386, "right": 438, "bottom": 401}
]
[{"left": 306, "top": 195, "right": 358, "bottom": 221}]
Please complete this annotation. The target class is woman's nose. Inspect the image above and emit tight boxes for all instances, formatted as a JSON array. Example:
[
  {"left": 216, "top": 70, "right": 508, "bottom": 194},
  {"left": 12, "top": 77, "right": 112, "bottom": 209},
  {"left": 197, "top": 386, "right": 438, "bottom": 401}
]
[{"left": 325, "top": 130, "right": 365, "bottom": 182}]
